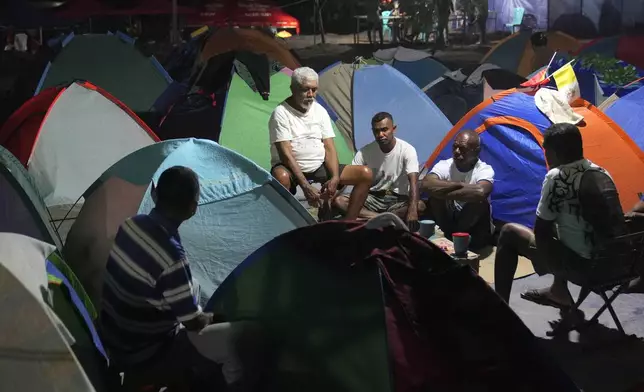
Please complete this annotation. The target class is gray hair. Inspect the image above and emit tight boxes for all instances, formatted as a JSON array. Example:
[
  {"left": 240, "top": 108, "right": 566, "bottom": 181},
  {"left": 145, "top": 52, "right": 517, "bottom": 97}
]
[{"left": 291, "top": 67, "right": 318, "bottom": 87}]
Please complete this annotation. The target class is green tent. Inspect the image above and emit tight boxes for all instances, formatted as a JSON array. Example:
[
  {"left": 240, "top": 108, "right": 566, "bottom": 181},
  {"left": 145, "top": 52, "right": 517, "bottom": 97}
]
[
  {"left": 35, "top": 33, "right": 171, "bottom": 114},
  {"left": 219, "top": 69, "right": 355, "bottom": 171}
]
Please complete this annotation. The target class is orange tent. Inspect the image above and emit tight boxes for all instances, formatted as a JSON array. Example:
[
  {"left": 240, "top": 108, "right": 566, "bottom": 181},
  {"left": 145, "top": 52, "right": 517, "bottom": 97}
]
[
  {"left": 198, "top": 28, "right": 300, "bottom": 70},
  {"left": 424, "top": 89, "right": 644, "bottom": 227}
]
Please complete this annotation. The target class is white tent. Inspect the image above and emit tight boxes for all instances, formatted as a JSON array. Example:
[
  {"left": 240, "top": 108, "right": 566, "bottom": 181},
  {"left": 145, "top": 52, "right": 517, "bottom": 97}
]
[
  {"left": 28, "top": 82, "right": 158, "bottom": 208},
  {"left": 0, "top": 233, "right": 95, "bottom": 391}
]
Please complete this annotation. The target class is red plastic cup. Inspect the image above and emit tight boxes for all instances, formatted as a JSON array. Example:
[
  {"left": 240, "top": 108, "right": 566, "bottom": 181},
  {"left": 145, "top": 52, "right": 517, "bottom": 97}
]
[{"left": 452, "top": 232, "right": 470, "bottom": 256}]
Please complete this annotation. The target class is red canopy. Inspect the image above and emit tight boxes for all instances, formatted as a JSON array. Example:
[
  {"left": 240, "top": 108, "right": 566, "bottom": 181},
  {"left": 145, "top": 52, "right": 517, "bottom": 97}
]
[{"left": 186, "top": 0, "right": 300, "bottom": 34}]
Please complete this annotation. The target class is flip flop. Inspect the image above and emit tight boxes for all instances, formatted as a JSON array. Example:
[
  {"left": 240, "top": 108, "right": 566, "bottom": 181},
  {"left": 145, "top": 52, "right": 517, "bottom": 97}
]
[{"left": 520, "top": 289, "right": 572, "bottom": 310}]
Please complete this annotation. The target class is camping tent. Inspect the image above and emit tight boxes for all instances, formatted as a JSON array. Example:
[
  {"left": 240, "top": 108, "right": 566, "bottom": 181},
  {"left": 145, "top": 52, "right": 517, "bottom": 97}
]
[
  {"left": 0, "top": 81, "right": 159, "bottom": 211},
  {"left": 63, "top": 138, "right": 316, "bottom": 309},
  {"left": 0, "top": 233, "right": 96, "bottom": 391},
  {"left": 196, "top": 27, "right": 300, "bottom": 97},
  {"left": 425, "top": 63, "right": 528, "bottom": 124},
  {"left": 0, "top": 145, "right": 62, "bottom": 247},
  {"left": 0, "top": 145, "right": 107, "bottom": 388},
  {"left": 577, "top": 35, "right": 644, "bottom": 70},
  {"left": 317, "top": 63, "right": 452, "bottom": 166},
  {"left": 481, "top": 31, "right": 580, "bottom": 77},
  {"left": 599, "top": 77, "right": 644, "bottom": 112},
  {"left": 423, "top": 90, "right": 644, "bottom": 228},
  {"left": 205, "top": 220, "right": 579, "bottom": 392},
  {"left": 34, "top": 33, "right": 172, "bottom": 115},
  {"left": 373, "top": 47, "right": 450, "bottom": 90},
  {"left": 603, "top": 84, "right": 644, "bottom": 153}
]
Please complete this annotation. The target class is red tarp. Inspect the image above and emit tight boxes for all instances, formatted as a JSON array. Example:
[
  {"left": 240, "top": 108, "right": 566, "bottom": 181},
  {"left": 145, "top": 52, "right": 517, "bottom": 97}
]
[{"left": 186, "top": 0, "right": 300, "bottom": 34}]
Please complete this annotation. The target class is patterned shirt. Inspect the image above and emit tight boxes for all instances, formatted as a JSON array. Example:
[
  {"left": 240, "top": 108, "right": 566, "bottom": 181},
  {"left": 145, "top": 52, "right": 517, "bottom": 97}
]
[{"left": 99, "top": 208, "right": 200, "bottom": 362}]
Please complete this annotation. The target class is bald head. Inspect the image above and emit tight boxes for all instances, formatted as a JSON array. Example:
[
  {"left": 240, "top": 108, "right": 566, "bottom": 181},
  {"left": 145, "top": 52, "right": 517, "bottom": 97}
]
[
  {"left": 455, "top": 130, "right": 481, "bottom": 149},
  {"left": 452, "top": 130, "right": 481, "bottom": 172}
]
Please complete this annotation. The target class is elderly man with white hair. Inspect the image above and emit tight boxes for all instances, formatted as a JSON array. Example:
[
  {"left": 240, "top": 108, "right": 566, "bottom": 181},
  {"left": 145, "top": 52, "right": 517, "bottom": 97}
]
[{"left": 269, "top": 66, "right": 372, "bottom": 220}]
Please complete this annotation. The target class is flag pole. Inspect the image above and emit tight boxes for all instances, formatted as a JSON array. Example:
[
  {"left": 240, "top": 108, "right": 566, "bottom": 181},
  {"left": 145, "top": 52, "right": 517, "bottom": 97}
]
[{"left": 543, "top": 51, "right": 558, "bottom": 79}]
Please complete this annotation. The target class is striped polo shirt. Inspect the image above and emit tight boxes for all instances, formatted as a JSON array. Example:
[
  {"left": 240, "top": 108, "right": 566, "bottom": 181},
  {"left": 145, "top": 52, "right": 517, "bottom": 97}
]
[{"left": 99, "top": 208, "right": 200, "bottom": 363}]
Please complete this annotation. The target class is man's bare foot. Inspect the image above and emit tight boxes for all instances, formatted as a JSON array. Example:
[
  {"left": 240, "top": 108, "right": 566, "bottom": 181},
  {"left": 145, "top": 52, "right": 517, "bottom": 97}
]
[
  {"left": 521, "top": 287, "right": 573, "bottom": 309},
  {"left": 626, "top": 277, "right": 644, "bottom": 293}
]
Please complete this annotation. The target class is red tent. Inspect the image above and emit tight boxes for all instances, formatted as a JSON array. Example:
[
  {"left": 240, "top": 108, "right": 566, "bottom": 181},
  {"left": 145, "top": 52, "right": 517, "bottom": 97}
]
[{"left": 187, "top": 0, "right": 300, "bottom": 34}]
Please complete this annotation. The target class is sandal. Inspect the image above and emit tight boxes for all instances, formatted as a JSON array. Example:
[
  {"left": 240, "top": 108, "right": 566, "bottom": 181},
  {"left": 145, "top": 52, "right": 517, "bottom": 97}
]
[{"left": 521, "top": 289, "right": 572, "bottom": 310}]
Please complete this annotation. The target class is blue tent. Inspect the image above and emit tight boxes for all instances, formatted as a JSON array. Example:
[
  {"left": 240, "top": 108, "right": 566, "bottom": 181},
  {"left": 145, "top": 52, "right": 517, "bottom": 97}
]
[
  {"left": 373, "top": 47, "right": 450, "bottom": 89},
  {"left": 317, "top": 63, "right": 452, "bottom": 167},
  {"left": 424, "top": 91, "right": 644, "bottom": 228},
  {"left": 63, "top": 138, "right": 316, "bottom": 306},
  {"left": 604, "top": 84, "right": 644, "bottom": 152}
]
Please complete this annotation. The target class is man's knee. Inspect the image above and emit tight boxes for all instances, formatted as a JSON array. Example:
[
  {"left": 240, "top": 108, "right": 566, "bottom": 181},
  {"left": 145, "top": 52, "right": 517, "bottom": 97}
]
[
  {"left": 344, "top": 165, "right": 373, "bottom": 185},
  {"left": 498, "top": 223, "right": 526, "bottom": 246},
  {"left": 417, "top": 200, "right": 427, "bottom": 214}
]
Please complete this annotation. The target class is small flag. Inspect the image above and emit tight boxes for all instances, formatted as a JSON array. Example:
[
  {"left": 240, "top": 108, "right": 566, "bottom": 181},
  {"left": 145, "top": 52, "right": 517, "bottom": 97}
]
[
  {"left": 521, "top": 67, "right": 550, "bottom": 88},
  {"left": 552, "top": 61, "right": 580, "bottom": 103},
  {"left": 191, "top": 26, "right": 209, "bottom": 39}
]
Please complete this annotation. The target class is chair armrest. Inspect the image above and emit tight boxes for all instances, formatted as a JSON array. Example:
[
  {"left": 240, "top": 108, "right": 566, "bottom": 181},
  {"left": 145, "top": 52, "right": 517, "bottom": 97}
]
[{"left": 603, "top": 230, "right": 644, "bottom": 245}]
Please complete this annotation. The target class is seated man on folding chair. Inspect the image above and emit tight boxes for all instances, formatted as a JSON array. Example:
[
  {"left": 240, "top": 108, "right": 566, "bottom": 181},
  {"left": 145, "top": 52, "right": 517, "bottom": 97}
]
[
  {"left": 269, "top": 67, "right": 372, "bottom": 220},
  {"left": 494, "top": 123, "right": 627, "bottom": 306}
]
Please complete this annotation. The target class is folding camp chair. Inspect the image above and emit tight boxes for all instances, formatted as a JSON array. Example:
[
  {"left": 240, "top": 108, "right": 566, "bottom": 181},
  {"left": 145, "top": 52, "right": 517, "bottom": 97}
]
[
  {"left": 505, "top": 7, "right": 525, "bottom": 33},
  {"left": 550, "top": 230, "right": 644, "bottom": 337},
  {"left": 381, "top": 11, "right": 392, "bottom": 42}
]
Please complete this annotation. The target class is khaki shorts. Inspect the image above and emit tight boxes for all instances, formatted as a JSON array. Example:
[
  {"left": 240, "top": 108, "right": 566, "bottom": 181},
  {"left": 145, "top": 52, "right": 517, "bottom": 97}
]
[{"left": 363, "top": 192, "right": 408, "bottom": 214}]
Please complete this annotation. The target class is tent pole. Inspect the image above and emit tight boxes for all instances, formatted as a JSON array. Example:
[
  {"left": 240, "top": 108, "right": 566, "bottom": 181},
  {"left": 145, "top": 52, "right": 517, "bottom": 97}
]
[
  {"left": 171, "top": 0, "right": 179, "bottom": 44},
  {"left": 39, "top": 26, "right": 43, "bottom": 45},
  {"left": 313, "top": 0, "right": 318, "bottom": 45}
]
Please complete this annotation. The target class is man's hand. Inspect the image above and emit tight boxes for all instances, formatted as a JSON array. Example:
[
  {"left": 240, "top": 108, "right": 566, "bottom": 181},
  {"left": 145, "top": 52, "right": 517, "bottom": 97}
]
[
  {"left": 303, "top": 184, "right": 321, "bottom": 207},
  {"left": 321, "top": 176, "right": 340, "bottom": 200},
  {"left": 406, "top": 208, "right": 419, "bottom": 232}
]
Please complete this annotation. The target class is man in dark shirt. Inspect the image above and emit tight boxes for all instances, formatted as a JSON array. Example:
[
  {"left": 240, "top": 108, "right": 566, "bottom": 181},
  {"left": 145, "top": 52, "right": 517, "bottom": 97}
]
[{"left": 100, "top": 166, "right": 260, "bottom": 390}]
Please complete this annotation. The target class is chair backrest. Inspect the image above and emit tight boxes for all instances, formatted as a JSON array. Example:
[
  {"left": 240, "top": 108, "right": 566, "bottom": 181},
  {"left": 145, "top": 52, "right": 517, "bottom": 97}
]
[
  {"left": 382, "top": 10, "right": 392, "bottom": 26},
  {"left": 579, "top": 169, "right": 627, "bottom": 244},
  {"left": 512, "top": 7, "right": 525, "bottom": 25}
]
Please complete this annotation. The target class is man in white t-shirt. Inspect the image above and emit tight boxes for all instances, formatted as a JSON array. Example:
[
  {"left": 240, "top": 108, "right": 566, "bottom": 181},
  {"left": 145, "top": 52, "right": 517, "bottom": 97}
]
[
  {"left": 422, "top": 130, "right": 495, "bottom": 250},
  {"left": 269, "top": 67, "right": 372, "bottom": 220},
  {"left": 493, "top": 123, "right": 626, "bottom": 307},
  {"left": 333, "top": 112, "right": 423, "bottom": 227}
]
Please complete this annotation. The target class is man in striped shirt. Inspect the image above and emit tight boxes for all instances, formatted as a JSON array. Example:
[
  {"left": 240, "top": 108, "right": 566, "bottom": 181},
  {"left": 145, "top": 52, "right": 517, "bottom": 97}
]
[{"left": 100, "top": 166, "right": 258, "bottom": 389}]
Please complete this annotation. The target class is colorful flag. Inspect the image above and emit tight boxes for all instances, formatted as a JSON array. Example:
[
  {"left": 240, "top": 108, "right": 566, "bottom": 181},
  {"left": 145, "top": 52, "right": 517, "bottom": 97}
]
[
  {"left": 521, "top": 67, "right": 550, "bottom": 88},
  {"left": 552, "top": 61, "right": 580, "bottom": 103}
]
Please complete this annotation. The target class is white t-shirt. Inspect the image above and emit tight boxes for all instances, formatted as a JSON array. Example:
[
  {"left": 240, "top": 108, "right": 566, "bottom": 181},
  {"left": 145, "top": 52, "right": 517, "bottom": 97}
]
[
  {"left": 268, "top": 101, "right": 335, "bottom": 173},
  {"left": 536, "top": 159, "right": 608, "bottom": 259},
  {"left": 430, "top": 158, "right": 495, "bottom": 185},
  {"left": 352, "top": 138, "right": 419, "bottom": 195}
]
